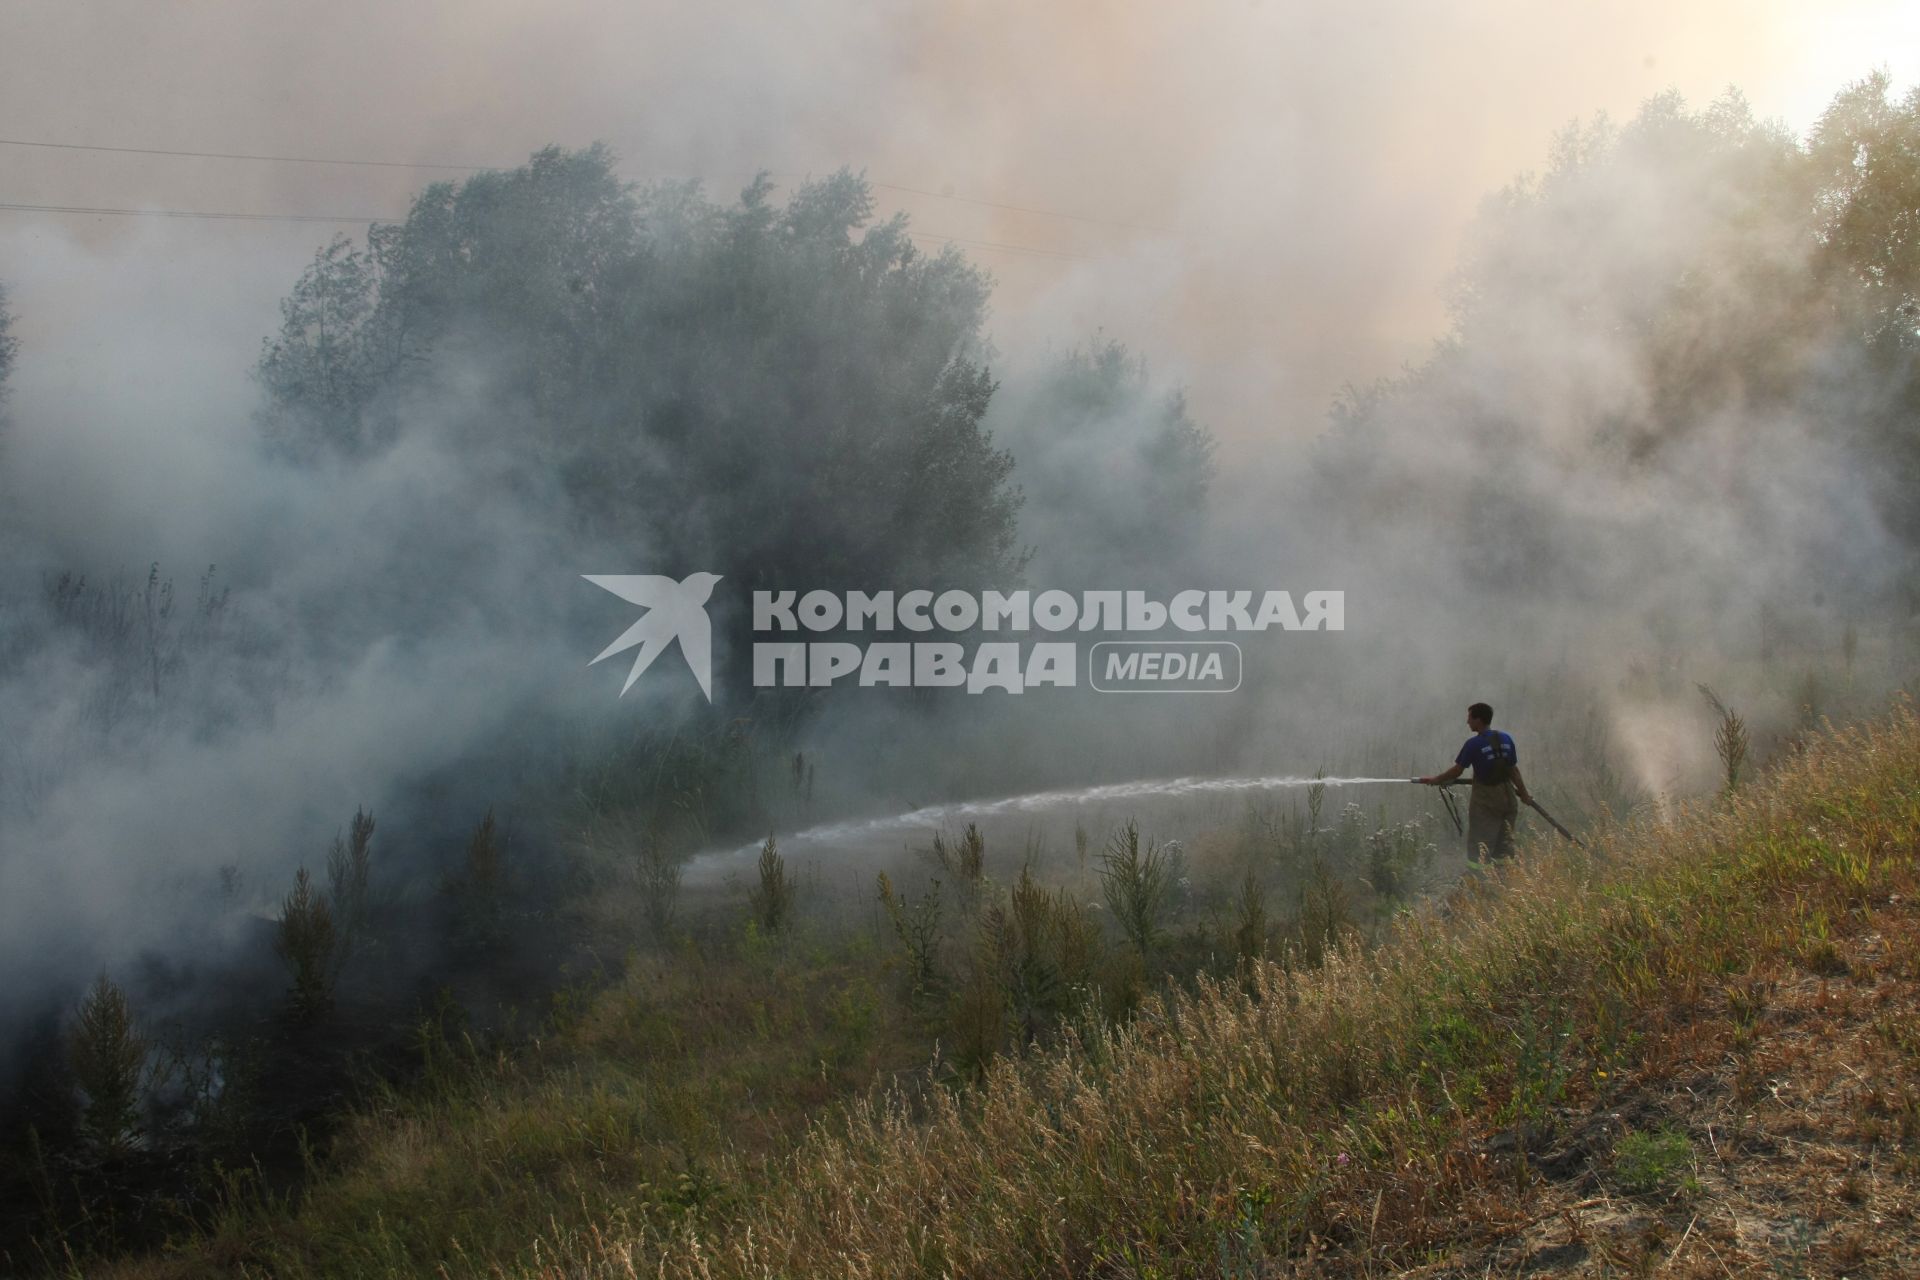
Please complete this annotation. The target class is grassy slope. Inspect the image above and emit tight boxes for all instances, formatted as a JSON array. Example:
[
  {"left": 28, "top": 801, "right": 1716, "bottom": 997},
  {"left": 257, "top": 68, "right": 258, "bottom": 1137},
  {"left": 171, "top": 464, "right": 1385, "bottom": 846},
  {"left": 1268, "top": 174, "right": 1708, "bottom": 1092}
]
[
  {"left": 136, "top": 702, "right": 1920, "bottom": 1277},
  {"left": 542, "top": 702, "right": 1920, "bottom": 1278},
  {"left": 108, "top": 928, "right": 930, "bottom": 1279}
]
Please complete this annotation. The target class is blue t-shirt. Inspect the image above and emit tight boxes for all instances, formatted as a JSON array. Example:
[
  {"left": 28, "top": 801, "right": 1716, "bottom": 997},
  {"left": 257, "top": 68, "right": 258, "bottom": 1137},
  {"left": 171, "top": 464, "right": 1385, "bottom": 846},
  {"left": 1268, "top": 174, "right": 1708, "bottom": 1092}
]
[{"left": 1456, "top": 729, "right": 1517, "bottom": 781}]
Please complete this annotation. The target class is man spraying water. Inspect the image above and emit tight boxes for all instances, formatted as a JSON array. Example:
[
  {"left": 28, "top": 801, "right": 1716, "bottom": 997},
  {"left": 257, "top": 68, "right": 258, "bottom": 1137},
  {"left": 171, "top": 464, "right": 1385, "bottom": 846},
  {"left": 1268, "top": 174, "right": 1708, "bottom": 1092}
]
[{"left": 1417, "top": 701, "right": 1533, "bottom": 862}]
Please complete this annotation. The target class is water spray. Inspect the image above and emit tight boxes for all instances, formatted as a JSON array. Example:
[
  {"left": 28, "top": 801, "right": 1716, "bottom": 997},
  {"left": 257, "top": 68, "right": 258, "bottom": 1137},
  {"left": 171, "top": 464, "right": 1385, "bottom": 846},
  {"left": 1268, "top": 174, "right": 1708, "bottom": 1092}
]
[
  {"left": 711, "top": 773, "right": 1413, "bottom": 861},
  {"left": 700, "top": 772, "right": 1585, "bottom": 870}
]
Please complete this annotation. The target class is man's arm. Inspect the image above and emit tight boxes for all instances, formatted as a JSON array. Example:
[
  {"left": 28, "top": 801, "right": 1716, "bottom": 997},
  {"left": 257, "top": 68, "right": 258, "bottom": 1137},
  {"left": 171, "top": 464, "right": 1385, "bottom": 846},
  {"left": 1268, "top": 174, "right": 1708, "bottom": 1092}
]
[
  {"left": 1510, "top": 765, "right": 1533, "bottom": 804},
  {"left": 1417, "top": 763, "right": 1465, "bottom": 785}
]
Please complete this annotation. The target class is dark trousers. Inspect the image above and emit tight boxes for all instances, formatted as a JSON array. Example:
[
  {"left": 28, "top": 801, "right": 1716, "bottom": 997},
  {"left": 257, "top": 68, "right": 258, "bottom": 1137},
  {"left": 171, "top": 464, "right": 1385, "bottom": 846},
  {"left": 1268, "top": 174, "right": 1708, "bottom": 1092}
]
[{"left": 1467, "top": 780, "right": 1518, "bottom": 862}]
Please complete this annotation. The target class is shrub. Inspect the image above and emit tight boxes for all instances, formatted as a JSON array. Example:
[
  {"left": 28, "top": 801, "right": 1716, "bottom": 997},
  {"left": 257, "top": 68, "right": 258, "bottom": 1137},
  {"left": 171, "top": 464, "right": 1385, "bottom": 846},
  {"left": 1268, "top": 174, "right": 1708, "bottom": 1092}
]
[
  {"left": 1097, "top": 818, "right": 1174, "bottom": 958},
  {"left": 275, "top": 866, "right": 337, "bottom": 1019},
  {"left": 1307, "top": 769, "right": 1327, "bottom": 835},
  {"left": 949, "top": 866, "right": 1104, "bottom": 1073},
  {"left": 1614, "top": 1126, "right": 1697, "bottom": 1195},
  {"left": 1001, "top": 867, "right": 1094, "bottom": 1048},
  {"left": 1716, "top": 710, "right": 1750, "bottom": 790},
  {"left": 326, "top": 806, "right": 375, "bottom": 949},
  {"left": 1699, "top": 683, "right": 1749, "bottom": 791},
  {"left": 751, "top": 835, "right": 795, "bottom": 933},
  {"left": 876, "top": 871, "right": 943, "bottom": 1004},
  {"left": 948, "top": 944, "right": 1008, "bottom": 1081},
  {"left": 453, "top": 809, "right": 509, "bottom": 948},
  {"left": 1292, "top": 857, "right": 1352, "bottom": 968},
  {"left": 1232, "top": 868, "right": 1268, "bottom": 965},
  {"left": 1365, "top": 817, "right": 1432, "bottom": 901},
  {"left": 67, "top": 976, "right": 148, "bottom": 1158},
  {"left": 929, "top": 823, "right": 987, "bottom": 912}
]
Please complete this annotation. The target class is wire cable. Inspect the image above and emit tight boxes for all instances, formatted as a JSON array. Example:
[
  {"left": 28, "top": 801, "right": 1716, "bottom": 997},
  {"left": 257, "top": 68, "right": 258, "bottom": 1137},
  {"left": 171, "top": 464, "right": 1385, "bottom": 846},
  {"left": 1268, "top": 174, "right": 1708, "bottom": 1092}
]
[
  {"left": 872, "top": 179, "right": 1164, "bottom": 234},
  {"left": 906, "top": 231, "right": 1094, "bottom": 262},
  {"left": 0, "top": 135, "right": 490, "bottom": 171},
  {"left": 0, "top": 200, "right": 382, "bottom": 224},
  {"left": 0, "top": 134, "right": 1153, "bottom": 234},
  {"left": 0, "top": 200, "right": 1103, "bottom": 262}
]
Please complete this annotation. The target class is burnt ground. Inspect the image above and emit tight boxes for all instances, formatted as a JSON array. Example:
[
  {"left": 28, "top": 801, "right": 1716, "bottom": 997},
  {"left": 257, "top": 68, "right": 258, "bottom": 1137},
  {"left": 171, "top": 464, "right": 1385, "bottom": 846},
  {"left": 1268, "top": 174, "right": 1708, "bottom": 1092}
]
[{"left": 1388, "top": 905, "right": 1920, "bottom": 1277}]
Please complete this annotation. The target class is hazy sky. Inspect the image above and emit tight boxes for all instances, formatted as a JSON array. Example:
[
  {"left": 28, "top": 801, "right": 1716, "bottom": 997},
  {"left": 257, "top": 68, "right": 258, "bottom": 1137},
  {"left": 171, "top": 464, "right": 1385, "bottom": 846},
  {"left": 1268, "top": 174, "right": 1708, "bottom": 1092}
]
[{"left": 1, "top": 0, "right": 1916, "bottom": 441}]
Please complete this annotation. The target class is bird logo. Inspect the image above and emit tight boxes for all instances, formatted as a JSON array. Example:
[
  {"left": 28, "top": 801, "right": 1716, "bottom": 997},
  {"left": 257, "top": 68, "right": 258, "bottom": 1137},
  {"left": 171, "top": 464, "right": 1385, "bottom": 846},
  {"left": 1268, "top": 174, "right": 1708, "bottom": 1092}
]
[{"left": 583, "top": 572, "right": 723, "bottom": 701}]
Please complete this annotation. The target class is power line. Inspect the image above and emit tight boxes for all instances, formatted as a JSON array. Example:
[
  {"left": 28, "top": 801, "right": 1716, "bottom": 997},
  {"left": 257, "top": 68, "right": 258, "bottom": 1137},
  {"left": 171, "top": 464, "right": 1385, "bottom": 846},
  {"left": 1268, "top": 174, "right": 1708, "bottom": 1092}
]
[
  {"left": 0, "top": 200, "right": 381, "bottom": 224},
  {"left": 0, "top": 199, "right": 1100, "bottom": 263},
  {"left": 0, "top": 133, "right": 1153, "bottom": 235},
  {"left": 0, "top": 135, "right": 490, "bottom": 172},
  {"left": 869, "top": 179, "right": 1166, "bottom": 235},
  {"left": 767, "top": 170, "right": 1156, "bottom": 235},
  {"left": 906, "top": 230, "right": 1094, "bottom": 263}
]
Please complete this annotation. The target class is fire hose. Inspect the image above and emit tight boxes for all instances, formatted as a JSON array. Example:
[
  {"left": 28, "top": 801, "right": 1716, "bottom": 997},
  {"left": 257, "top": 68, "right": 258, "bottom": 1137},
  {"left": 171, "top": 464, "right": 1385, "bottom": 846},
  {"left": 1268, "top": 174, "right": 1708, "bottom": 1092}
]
[{"left": 1417, "top": 779, "right": 1585, "bottom": 850}]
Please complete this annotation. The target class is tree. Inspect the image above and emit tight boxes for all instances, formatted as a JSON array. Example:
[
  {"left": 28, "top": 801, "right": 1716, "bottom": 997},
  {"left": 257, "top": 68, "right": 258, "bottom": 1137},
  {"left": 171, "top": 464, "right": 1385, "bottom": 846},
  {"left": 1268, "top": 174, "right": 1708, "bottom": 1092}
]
[
  {"left": 256, "top": 148, "right": 1028, "bottom": 613},
  {"left": 988, "top": 340, "right": 1216, "bottom": 586},
  {"left": 326, "top": 806, "right": 376, "bottom": 950},
  {"left": 1097, "top": 819, "right": 1174, "bottom": 959},
  {"left": 256, "top": 236, "right": 383, "bottom": 458},
  {"left": 1804, "top": 74, "right": 1920, "bottom": 552},
  {"left": 1313, "top": 81, "right": 1920, "bottom": 610},
  {"left": 0, "top": 281, "right": 16, "bottom": 399},
  {"left": 0, "top": 281, "right": 17, "bottom": 457},
  {"left": 274, "top": 866, "right": 337, "bottom": 1020},
  {"left": 67, "top": 976, "right": 148, "bottom": 1158},
  {"left": 1808, "top": 72, "right": 1920, "bottom": 342},
  {"left": 452, "top": 808, "right": 509, "bottom": 949}
]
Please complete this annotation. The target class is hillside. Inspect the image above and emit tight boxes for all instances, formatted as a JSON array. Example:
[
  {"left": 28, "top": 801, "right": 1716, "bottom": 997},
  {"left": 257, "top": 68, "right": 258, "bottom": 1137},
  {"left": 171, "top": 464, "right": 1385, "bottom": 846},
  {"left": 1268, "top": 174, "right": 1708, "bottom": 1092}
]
[{"left": 108, "top": 700, "right": 1920, "bottom": 1278}]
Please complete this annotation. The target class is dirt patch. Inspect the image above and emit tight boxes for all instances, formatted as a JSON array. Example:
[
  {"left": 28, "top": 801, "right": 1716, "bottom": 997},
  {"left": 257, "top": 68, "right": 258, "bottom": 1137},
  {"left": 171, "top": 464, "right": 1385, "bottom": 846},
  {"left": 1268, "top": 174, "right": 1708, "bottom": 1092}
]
[{"left": 1395, "top": 902, "right": 1920, "bottom": 1277}]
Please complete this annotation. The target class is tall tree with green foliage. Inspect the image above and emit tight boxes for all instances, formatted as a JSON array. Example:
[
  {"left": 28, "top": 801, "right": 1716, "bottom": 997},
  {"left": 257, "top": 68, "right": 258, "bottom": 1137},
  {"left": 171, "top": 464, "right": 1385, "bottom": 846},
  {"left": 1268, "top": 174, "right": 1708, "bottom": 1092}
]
[
  {"left": 257, "top": 147, "right": 1027, "bottom": 604},
  {"left": 67, "top": 976, "right": 148, "bottom": 1159},
  {"left": 255, "top": 237, "right": 383, "bottom": 459},
  {"left": 274, "top": 866, "right": 337, "bottom": 1020},
  {"left": 1316, "top": 79, "right": 1920, "bottom": 605}
]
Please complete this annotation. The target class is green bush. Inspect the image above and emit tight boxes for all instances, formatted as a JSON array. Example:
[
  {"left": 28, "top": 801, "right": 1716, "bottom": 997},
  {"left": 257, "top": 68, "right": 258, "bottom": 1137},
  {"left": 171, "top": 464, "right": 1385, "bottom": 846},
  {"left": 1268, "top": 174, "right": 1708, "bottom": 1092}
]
[
  {"left": 453, "top": 809, "right": 509, "bottom": 948},
  {"left": 1613, "top": 1126, "right": 1697, "bottom": 1195},
  {"left": 1097, "top": 819, "right": 1174, "bottom": 958},
  {"left": 67, "top": 976, "right": 148, "bottom": 1158},
  {"left": 751, "top": 835, "right": 795, "bottom": 933},
  {"left": 275, "top": 866, "right": 337, "bottom": 1020},
  {"left": 326, "top": 806, "right": 375, "bottom": 950}
]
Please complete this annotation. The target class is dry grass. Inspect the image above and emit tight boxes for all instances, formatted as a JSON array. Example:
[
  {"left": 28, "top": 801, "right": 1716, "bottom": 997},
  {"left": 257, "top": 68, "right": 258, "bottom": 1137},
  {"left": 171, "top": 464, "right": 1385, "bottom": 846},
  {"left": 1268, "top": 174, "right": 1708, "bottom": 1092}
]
[
  {"left": 1423, "top": 924, "right": 1920, "bottom": 1276},
  {"left": 105, "top": 927, "right": 928, "bottom": 1280},
  {"left": 514, "top": 701, "right": 1920, "bottom": 1278},
  {"left": 119, "top": 700, "right": 1920, "bottom": 1278}
]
